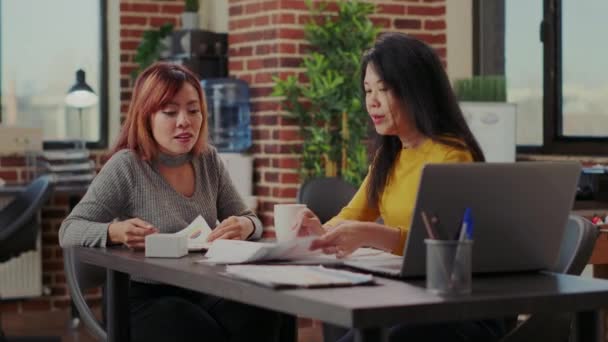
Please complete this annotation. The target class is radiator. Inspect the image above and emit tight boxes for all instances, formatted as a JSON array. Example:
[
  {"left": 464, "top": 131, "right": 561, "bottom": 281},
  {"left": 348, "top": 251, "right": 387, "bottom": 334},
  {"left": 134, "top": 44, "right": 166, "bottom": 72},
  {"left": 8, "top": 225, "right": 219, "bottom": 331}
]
[
  {"left": 0, "top": 195, "right": 43, "bottom": 299},
  {"left": 0, "top": 234, "right": 43, "bottom": 299}
]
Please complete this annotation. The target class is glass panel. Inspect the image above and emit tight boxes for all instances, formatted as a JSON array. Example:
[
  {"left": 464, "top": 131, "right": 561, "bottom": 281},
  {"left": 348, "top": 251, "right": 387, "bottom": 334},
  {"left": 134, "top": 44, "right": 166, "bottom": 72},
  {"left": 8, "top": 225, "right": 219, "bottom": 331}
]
[
  {"left": 505, "top": 0, "right": 544, "bottom": 146},
  {"left": 561, "top": 0, "right": 608, "bottom": 137},
  {"left": 1, "top": 0, "right": 100, "bottom": 142}
]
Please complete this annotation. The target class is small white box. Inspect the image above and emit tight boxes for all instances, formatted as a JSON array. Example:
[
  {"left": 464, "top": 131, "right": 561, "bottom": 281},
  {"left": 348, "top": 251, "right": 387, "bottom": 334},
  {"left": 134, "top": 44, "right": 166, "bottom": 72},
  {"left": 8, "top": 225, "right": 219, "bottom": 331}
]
[{"left": 145, "top": 234, "right": 188, "bottom": 258}]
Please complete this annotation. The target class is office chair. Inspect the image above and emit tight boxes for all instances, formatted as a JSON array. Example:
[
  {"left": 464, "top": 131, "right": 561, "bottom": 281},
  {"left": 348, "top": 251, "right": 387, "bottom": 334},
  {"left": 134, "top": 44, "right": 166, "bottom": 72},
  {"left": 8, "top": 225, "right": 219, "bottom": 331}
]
[
  {"left": 297, "top": 177, "right": 358, "bottom": 341},
  {"left": 63, "top": 247, "right": 107, "bottom": 341},
  {"left": 0, "top": 175, "right": 59, "bottom": 342},
  {"left": 297, "top": 177, "right": 357, "bottom": 224},
  {"left": 499, "top": 214, "right": 599, "bottom": 342}
]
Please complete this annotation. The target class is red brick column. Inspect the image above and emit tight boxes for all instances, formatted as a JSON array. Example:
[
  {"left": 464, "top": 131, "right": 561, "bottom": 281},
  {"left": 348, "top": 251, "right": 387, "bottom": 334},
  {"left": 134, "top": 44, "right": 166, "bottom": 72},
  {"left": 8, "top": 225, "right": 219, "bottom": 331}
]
[
  {"left": 119, "top": 0, "right": 185, "bottom": 118},
  {"left": 227, "top": 0, "right": 447, "bottom": 233}
]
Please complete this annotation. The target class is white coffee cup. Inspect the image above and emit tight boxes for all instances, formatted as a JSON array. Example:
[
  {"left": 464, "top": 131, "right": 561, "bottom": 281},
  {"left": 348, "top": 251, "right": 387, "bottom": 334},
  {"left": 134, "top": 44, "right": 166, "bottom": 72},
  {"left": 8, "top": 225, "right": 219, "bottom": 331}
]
[{"left": 273, "top": 204, "right": 307, "bottom": 242}]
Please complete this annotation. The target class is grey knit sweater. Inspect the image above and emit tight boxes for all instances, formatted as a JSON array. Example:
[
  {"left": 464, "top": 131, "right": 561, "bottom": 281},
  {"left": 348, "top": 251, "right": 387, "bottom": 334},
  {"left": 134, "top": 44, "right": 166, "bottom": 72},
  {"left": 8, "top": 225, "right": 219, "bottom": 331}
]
[{"left": 59, "top": 148, "right": 262, "bottom": 249}]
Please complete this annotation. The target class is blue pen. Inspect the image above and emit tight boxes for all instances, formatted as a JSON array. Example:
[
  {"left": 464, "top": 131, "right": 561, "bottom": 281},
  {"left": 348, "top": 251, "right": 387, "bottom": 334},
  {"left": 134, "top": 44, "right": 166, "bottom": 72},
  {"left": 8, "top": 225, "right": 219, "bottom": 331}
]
[
  {"left": 465, "top": 209, "right": 473, "bottom": 240},
  {"left": 450, "top": 208, "right": 472, "bottom": 287},
  {"left": 457, "top": 208, "right": 471, "bottom": 242}
]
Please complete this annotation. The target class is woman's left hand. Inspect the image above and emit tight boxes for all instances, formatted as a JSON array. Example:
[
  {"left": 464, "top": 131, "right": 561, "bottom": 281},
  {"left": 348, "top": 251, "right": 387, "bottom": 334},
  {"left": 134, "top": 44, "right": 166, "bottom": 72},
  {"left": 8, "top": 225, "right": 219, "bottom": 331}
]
[
  {"left": 207, "top": 216, "right": 254, "bottom": 242},
  {"left": 310, "top": 221, "right": 368, "bottom": 258}
]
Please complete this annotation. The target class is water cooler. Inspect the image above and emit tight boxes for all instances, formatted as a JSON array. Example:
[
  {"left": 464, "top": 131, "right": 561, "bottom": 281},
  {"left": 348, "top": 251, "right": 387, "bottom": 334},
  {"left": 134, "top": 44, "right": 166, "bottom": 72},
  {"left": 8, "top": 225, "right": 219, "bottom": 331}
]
[{"left": 201, "top": 78, "right": 256, "bottom": 212}]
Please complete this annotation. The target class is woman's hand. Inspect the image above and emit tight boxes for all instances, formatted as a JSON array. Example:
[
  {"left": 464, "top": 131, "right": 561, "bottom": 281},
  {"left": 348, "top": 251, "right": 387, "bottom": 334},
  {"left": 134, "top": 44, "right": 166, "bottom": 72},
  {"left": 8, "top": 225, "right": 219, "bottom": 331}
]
[
  {"left": 310, "top": 221, "right": 369, "bottom": 258},
  {"left": 207, "top": 216, "right": 254, "bottom": 242},
  {"left": 291, "top": 208, "right": 325, "bottom": 237},
  {"left": 108, "top": 218, "right": 158, "bottom": 249},
  {"left": 310, "top": 221, "right": 402, "bottom": 258}
]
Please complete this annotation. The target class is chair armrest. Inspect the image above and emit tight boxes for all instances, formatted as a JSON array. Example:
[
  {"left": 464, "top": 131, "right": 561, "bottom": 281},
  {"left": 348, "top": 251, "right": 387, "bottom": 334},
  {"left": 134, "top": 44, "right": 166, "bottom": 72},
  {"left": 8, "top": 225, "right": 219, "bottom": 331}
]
[{"left": 63, "top": 247, "right": 107, "bottom": 341}]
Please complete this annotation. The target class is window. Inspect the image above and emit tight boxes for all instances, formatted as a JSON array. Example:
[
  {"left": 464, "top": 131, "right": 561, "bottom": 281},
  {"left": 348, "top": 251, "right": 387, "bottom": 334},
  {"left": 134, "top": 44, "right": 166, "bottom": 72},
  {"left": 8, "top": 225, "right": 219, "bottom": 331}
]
[
  {"left": 505, "top": 1, "right": 543, "bottom": 146},
  {"left": 480, "top": 0, "right": 608, "bottom": 154},
  {"left": 0, "top": 0, "right": 108, "bottom": 149}
]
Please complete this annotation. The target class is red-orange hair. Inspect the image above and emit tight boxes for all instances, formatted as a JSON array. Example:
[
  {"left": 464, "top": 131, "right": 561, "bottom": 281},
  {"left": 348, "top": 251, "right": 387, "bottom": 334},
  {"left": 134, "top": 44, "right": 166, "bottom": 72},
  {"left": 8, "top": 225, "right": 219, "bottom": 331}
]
[{"left": 111, "top": 62, "right": 208, "bottom": 160}]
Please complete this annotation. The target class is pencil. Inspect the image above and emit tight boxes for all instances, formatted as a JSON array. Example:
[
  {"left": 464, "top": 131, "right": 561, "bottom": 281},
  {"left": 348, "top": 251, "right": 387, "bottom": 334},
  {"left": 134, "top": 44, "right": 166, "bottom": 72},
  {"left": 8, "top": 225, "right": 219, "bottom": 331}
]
[{"left": 421, "top": 211, "right": 437, "bottom": 239}]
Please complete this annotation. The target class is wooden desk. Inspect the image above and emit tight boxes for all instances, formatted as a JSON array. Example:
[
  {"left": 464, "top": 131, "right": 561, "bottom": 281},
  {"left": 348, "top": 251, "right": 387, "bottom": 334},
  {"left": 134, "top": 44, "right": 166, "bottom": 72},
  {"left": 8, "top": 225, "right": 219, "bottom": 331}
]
[{"left": 75, "top": 246, "right": 608, "bottom": 342}]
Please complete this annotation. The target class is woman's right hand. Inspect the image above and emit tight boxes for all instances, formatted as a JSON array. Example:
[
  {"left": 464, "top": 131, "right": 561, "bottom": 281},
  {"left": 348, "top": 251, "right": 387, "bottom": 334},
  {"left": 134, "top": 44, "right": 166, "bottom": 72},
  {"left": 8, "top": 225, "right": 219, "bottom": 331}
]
[
  {"left": 108, "top": 218, "right": 158, "bottom": 249},
  {"left": 291, "top": 208, "right": 325, "bottom": 237}
]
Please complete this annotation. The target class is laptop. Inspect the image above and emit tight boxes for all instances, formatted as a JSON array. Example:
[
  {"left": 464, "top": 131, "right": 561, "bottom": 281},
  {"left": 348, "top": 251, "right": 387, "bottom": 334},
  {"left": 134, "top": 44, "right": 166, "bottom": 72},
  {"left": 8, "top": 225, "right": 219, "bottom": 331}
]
[{"left": 344, "top": 162, "right": 582, "bottom": 278}]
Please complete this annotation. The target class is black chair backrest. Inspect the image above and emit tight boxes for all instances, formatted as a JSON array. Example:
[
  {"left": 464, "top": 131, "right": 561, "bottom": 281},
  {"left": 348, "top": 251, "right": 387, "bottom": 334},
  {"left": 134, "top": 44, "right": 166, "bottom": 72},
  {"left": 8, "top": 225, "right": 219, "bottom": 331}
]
[
  {"left": 297, "top": 177, "right": 357, "bottom": 224},
  {"left": 499, "top": 214, "right": 599, "bottom": 342},
  {"left": 0, "top": 175, "right": 54, "bottom": 262}
]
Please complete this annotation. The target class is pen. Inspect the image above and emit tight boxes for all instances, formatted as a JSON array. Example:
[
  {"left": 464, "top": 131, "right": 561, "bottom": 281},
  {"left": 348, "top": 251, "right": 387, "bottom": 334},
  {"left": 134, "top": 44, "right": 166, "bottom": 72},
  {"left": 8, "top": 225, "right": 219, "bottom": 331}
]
[
  {"left": 465, "top": 210, "right": 473, "bottom": 240},
  {"left": 450, "top": 208, "right": 472, "bottom": 288},
  {"left": 457, "top": 208, "right": 472, "bottom": 243},
  {"left": 421, "top": 211, "right": 437, "bottom": 239}
]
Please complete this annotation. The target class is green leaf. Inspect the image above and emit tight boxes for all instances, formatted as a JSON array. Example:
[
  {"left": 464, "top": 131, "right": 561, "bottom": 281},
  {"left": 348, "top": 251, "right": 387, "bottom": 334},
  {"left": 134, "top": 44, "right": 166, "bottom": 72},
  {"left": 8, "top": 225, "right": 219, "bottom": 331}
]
[
  {"left": 271, "top": 0, "right": 377, "bottom": 186},
  {"left": 132, "top": 23, "right": 174, "bottom": 79}
]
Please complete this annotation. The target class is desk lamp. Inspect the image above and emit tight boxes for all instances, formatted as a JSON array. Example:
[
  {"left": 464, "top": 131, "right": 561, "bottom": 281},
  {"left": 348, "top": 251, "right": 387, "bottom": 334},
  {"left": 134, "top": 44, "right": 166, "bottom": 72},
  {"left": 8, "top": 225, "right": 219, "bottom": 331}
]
[{"left": 65, "top": 69, "right": 98, "bottom": 147}]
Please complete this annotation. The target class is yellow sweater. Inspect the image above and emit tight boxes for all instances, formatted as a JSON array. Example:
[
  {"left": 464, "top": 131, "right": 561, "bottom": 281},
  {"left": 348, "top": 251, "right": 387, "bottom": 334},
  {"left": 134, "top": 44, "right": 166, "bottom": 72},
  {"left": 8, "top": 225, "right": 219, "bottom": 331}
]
[{"left": 326, "top": 138, "right": 473, "bottom": 255}]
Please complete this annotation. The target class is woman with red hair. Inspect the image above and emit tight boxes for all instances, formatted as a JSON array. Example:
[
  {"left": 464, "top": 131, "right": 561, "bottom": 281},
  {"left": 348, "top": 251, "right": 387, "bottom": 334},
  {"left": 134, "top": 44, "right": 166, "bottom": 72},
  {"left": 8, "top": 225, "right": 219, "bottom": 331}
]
[{"left": 59, "top": 62, "right": 280, "bottom": 341}]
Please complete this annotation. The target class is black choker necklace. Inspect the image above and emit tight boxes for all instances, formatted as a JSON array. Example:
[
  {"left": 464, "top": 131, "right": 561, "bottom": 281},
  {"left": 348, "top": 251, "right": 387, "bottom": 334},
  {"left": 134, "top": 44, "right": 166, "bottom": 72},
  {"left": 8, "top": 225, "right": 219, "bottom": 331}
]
[{"left": 156, "top": 152, "right": 193, "bottom": 168}]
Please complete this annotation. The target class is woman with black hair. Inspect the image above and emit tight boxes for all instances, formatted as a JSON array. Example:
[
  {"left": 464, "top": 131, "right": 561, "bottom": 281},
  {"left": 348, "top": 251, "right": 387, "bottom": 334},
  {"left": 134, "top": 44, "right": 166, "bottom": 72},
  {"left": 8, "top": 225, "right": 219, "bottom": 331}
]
[
  {"left": 294, "top": 33, "right": 511, "bottom": 341},
  {"left": 296, "top": 32, "right": 483, "bottom": 257}
]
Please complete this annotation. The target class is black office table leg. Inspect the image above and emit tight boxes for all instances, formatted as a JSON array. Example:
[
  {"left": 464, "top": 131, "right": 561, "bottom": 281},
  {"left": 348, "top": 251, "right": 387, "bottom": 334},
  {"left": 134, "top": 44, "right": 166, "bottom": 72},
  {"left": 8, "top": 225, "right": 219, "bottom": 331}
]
[
  {"left": 354, "top": 327, "right": 388, "bottom": 342},
  {"left": 577, "top": 310, "right": 602, "bottom": 342},
  {"left": 107, "top": 269, "right": 130, "bottom": 342}
]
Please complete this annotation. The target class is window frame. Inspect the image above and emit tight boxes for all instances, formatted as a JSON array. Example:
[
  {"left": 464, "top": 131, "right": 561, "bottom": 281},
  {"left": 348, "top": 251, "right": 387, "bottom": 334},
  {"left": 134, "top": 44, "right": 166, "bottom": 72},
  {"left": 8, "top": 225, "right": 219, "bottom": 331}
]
[
  {"left": 0, "top": 0, "right": 109, "bottom": 150},
  {"left": 476, "top": 0, "right": 608, "bottom": 155},
  {"left": 533, "top": 0, "right": 608, "bottom": 155}
]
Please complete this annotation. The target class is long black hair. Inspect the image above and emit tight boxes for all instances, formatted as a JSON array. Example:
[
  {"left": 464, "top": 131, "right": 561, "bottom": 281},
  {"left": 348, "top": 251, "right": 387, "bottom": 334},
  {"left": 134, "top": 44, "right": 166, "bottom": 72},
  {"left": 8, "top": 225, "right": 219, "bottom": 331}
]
[{"left": 362, "top": 33, "right": 485, "bottom": 207}]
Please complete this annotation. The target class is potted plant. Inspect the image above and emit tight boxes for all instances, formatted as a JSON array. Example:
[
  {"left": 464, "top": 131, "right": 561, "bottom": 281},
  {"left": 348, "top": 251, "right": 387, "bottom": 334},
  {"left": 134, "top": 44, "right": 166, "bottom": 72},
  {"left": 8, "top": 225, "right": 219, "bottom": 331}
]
[
  {"left": 272, "top": 0, "right": 378, "bottom": 186},
  {"left": 454, "top": 76, "right": 517, "bottom": 162},
  {"left": 131, "top": 23, "right": 174, "bottom": 79},
  {"left": 182, "top": 0, "right": 199, "bottom": 30}
]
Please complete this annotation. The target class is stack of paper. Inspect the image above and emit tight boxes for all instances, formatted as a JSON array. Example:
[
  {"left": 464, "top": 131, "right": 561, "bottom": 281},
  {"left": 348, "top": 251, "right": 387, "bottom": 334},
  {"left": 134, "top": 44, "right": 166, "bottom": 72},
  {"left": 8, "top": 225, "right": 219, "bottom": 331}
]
[
  {"left": 224, "top": 265, "right": 375, "bottom": 288},
  {"left": 199, "top": 236, "right": 320, "bottom": 264}
]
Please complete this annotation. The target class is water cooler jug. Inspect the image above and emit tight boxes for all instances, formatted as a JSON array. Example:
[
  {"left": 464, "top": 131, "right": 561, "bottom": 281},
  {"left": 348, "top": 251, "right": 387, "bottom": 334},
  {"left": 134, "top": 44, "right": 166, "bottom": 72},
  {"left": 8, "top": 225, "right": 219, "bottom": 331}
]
[{"left": 201, "top": 78, "right": 252, "bottom": 152}]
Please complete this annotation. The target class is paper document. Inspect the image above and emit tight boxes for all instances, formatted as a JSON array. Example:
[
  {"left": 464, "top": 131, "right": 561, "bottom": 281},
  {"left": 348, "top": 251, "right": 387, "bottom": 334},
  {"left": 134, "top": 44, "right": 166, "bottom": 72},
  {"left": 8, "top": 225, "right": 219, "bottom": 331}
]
[
  {"left": 199, "top": 236, "right": 320, "bottom": 264},
  {"left": 283, "top": 247, "right": 397, "bottom": 265},
  {"left": 176, "top": 215, "right": 213, "bottom": 251},
  {"left": 224, "top": 265, "right": 375, "bottom": 288}
]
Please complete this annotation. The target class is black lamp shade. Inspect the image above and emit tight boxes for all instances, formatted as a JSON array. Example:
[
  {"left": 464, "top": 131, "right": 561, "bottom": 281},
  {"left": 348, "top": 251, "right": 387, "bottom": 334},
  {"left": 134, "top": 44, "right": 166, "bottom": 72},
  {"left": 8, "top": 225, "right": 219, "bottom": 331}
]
[{"left": 65, "top": 69, "right": 98, "bottom": 108}]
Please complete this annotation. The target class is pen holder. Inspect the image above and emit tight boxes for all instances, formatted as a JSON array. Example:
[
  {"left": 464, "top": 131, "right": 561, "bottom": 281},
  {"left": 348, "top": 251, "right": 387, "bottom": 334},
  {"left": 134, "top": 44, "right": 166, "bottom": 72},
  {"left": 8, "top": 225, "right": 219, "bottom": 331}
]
[{"left": 425, "top": 239, "right": 473, "bottom": 295}]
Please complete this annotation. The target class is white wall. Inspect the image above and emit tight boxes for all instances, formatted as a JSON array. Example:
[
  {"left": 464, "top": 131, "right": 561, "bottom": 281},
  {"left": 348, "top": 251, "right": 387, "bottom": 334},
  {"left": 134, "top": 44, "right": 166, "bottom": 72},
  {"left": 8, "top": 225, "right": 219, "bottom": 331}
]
[{"left": 446, "top": 0, "right": 473, "bottom": 82}]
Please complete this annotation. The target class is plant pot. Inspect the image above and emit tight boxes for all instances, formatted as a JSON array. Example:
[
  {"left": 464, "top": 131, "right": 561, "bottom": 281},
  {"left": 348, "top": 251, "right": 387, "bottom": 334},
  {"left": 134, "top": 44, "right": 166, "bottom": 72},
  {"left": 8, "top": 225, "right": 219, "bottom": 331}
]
[
  {"left": 460, "top": 101, "right": 517, "bottom": 162},
  {"left": 181, "top": 12, "right": 199, "bottom": 29}
]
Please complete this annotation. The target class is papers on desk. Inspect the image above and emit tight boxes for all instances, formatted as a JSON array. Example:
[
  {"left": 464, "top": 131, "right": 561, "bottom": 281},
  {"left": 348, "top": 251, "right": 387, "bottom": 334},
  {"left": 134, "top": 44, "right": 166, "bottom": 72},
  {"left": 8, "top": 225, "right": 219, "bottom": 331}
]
[
  {"left": 198, "top": 235, "right": 398, "bottom": 266},
  {"left": 224, "top": 265, "right": 375, "bottom": 289},
  {"left": 199, "top": 236, "right": 320, "bottom": 264},
  {"left": 176, "top": 215, "right": 213, "bottom": 251}
]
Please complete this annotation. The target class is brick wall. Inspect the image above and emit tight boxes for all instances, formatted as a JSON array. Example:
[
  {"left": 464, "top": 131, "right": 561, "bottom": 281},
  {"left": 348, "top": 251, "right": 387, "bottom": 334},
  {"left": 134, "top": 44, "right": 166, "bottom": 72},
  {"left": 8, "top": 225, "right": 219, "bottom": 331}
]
[
  {"left": 0, "top": 0, "right": 446, "bottom": 314},
  {"left": 227, "top": 0, "right": 447, "bottom": 231},
  {"left": 119, "top": 0, "right": 185, "bottom": 116}
]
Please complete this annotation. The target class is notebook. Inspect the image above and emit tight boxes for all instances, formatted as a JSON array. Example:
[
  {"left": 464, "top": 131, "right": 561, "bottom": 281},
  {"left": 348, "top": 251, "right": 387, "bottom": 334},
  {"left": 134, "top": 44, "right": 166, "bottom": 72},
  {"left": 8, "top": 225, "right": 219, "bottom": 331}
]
[{"left": 344, "top": 162, "right": 582, "bottom": 278}]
